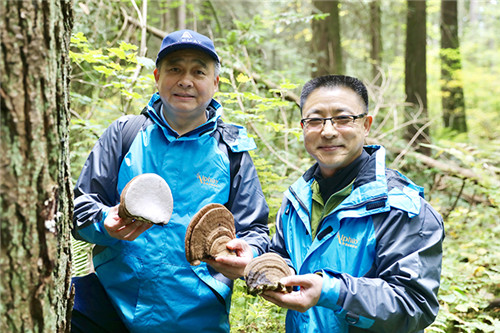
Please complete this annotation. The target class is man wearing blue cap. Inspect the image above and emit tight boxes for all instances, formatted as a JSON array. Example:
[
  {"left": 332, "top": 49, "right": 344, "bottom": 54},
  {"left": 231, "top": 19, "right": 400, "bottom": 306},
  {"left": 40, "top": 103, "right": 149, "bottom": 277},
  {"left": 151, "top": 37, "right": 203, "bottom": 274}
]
[{"left": 71, "top": 30, "right": 269, "bottom": 332}]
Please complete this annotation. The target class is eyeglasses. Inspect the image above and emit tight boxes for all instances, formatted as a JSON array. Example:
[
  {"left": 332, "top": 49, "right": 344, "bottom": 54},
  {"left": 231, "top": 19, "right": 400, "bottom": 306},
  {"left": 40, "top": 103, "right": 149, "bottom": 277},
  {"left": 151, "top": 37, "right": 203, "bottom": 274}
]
[{"left": 300, "top": 113, "right": 367, "bottom": 131}]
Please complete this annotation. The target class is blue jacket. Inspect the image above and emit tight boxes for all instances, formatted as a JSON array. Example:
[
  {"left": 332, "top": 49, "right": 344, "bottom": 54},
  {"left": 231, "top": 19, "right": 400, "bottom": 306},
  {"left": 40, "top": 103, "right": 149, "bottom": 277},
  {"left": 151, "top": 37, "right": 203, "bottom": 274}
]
[
  {"left": 73, "top": 93, "right": 269, "bottom": 332},
  {"left": 270, "top": 145, "right": 444, "bottom": 333}
]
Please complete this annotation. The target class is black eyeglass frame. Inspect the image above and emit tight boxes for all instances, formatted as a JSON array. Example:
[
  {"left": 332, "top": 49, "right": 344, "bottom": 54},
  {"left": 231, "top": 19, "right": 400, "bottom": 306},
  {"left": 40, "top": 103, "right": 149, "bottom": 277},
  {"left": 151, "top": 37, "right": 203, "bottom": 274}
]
[{"left": 300, "top": 113, "right": 367, "bottom": 129}]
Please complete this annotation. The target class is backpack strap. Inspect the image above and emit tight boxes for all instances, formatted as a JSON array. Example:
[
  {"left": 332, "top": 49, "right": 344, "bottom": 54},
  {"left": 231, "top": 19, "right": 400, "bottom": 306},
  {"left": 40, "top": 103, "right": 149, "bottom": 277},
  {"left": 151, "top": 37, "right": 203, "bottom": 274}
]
[
  {"left": 214, "top": 122, "right": 244, "bottom": 185},
  {"left": 120, "top": 107, "right": 153, "bottom": 163}
]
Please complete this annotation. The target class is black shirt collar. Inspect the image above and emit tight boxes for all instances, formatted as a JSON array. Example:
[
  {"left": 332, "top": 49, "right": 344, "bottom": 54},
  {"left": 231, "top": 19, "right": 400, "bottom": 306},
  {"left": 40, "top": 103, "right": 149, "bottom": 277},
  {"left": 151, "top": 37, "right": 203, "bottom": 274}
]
[{"left": 314, "top": 150, "right": 370, "bottom": 203}]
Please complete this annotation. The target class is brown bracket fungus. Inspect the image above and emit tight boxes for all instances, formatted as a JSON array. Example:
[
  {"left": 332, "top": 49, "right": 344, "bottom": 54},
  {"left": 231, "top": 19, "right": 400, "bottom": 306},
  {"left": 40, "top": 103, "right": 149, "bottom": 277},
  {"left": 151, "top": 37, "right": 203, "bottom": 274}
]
[
  {"left": 118, "top": 173, "right": 173, "bottom": 225},
  {"left": 244, "top": 253, "right": 293, "bottom": 296},
  {"left": 185, "top": 203, "right": 236, "bottom": 266}
]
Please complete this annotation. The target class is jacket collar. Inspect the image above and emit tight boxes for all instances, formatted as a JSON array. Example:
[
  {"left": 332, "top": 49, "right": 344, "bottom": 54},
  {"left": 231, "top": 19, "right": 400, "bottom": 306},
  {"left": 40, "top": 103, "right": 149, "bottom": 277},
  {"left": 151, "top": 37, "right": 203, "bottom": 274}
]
[
  {"left": 146, "top": 92, "right": 222, "bottom": 141},
  {"left": 286, "top": 145, "right": 389, "bottom": 218}
]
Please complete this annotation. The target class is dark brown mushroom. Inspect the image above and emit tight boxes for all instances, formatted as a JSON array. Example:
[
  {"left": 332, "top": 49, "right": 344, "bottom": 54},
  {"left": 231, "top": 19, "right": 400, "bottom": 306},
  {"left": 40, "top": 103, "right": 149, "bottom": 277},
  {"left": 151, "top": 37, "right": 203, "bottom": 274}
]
[
  {"left": 244, "top": 253, "right": 293, "bottom": 296},
  {"left": 185, "top": 203, "right": 236, "bottom": 266},
  {"left": 118, "top": 173, "right": 173, "bottom": 225}
]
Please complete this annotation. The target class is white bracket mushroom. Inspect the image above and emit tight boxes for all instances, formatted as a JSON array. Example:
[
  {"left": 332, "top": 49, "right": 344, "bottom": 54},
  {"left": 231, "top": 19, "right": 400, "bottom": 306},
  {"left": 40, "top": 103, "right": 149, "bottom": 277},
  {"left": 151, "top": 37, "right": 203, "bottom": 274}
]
[{"left": 118, "top": 173, "right": 173, "bottom": 225}]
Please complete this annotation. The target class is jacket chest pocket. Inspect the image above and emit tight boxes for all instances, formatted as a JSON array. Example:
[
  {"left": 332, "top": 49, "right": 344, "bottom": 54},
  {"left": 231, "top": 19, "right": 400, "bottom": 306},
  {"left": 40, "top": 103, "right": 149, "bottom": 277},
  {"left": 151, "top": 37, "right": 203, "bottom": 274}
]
[{"left": 313, "top": 218, "right": 376, "bottom": 277}]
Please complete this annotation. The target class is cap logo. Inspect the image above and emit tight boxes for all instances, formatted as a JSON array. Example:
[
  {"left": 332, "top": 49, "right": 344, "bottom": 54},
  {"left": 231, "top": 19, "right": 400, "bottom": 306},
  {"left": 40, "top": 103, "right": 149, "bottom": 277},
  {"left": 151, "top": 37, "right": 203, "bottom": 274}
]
[
  {"left": 179, "top": 31, "right": 202, "bottom": 45},
  {"left": 181, "top": 31, "right": 194, "bottom": 40}
]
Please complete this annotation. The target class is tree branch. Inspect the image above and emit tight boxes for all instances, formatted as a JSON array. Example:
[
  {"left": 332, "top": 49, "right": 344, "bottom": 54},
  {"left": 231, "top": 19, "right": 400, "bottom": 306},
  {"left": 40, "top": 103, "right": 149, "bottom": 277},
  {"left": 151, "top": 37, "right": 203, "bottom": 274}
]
[{"left": 120, "top": 7, "right": 166, "bottom": 38}]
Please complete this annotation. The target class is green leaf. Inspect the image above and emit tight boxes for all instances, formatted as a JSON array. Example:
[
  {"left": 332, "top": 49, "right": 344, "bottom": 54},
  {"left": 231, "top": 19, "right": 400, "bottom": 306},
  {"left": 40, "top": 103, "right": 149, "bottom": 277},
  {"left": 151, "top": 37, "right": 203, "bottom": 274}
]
[
  {"left": 119, "top": 41, "right": 138, "bottom": 52},
  {"left": 455, "top": 303, "right": 469, "bottom": 312},
  {"left": 93, "top": 65, "right": 114, "bottom": 77},
  {"left": 236, "top": 73, "right": 251, "bottom": 83},
  {"left": 219, "top": 77, "right": 231, "bottom": 85},
  {"left": 108, "top": 47, "right": 126, "bottom": 60}
]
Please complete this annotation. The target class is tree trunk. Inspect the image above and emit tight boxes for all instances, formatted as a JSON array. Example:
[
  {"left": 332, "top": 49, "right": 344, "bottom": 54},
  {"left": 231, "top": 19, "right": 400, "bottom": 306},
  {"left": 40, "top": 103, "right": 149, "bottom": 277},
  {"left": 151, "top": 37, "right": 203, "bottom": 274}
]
[
  {"left": 161, "top": 0, "right": 172, "bottom": 32},
  {"left": 405, "top": 0, "right": 430, "bottom": 155},
  {"left": 440, "top": 0, "right": 467, "bottom": 133},
  {"left": 370, "top": 0, "right": 383, "bottom": 82},
  {"left": 177, "top": 0, "right": 187, "bottom": 30},
  {"left": 0, "top": 0, "right": 74, "bottom": 332},
  {"left": 311, "top": 0, "right": 343, "bottom": 76},
  {"left": 469, "top": 0, "right": 479, "bottom": 23}
]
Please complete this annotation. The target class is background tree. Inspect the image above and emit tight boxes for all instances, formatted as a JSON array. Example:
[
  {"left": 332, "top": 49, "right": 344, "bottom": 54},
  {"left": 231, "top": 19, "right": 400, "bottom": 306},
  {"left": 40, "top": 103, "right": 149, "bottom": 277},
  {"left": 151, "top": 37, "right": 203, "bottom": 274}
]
[
  {"left": 440, "top": 0, "right": 466, "bottom": 133},
  {"left": 0, "top": 0, "right": 74, "bottom": 331},
  {"left": 311, "top": 0, "right": 343, "bottom": 76},
  {"left": 404, "top": 0, "right": 430, "bottom": 155},
  {"left": 369, "top": 0, "right": 382, "bottom": 82}
]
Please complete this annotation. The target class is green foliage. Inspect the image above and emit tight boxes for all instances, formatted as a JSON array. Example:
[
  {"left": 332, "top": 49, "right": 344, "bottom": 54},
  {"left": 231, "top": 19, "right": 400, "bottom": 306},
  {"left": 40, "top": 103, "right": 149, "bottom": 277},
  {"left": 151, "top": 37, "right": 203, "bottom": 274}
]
[
  {"left": 70, "top": 32, "right": 155, "bottom": 111},
  {"left": 431, "top": 203, "right": 500, "bottom": 333},
  {"left": 230, "top": 279, "right": 286, "bottom": 333},
  {"left": 69, "top": 32, "right": 156, "bottom": 183},
  {"left": 396, "top": 141, "right": 500, "bottom": 333}
]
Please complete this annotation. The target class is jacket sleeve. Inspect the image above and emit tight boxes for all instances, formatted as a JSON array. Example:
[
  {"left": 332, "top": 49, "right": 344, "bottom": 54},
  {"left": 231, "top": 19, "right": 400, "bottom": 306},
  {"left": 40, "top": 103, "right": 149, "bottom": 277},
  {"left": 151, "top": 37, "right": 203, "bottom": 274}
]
[
  {"left": 226, "top": 150, "right": 270, "bottom": 256},
  {"left": 72, "top": 116, "right": 131, "bottom": 246},
  {"left": 317, "top": 199, "right": 444, "bottom": 332}
]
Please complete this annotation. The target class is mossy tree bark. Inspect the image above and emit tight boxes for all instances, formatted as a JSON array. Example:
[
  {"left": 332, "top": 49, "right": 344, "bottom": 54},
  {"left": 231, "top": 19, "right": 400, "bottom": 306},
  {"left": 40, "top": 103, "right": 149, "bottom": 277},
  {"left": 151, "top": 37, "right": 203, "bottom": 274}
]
[
  {"left": 0, "top": 0, "right": 74, "bottom": 331},
  {"left": 440, "top": 0, "right": 467, "bottom": 133}
]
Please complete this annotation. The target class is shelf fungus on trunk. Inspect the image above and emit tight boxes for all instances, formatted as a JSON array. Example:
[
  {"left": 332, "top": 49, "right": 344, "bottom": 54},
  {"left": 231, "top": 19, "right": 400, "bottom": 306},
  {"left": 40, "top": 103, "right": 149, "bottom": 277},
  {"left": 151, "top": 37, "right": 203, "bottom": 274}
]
[
  {"left": 185, "top": 203, "right": 236, "bottom": 266},
  {"left": 244, "top": 253, "right": 293, "bottom": 296},
  {"left": 118, "top": 173, "right": 173, "bottom": 225}
]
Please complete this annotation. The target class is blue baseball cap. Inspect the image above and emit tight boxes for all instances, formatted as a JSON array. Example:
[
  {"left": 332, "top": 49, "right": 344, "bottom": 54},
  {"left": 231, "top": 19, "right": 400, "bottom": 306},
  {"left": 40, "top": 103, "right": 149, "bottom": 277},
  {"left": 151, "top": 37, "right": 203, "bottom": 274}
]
[{"left": 156, "top": 29, "right": 220, "bottom": 66}]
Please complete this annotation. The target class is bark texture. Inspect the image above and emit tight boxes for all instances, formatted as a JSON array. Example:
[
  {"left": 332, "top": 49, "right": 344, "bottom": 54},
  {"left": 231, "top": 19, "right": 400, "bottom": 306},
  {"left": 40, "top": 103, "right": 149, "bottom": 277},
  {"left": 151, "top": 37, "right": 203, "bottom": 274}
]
[
  {"left": 440, "top": 0, "right": 467, "bottom": 133},
  {"left": 0, "top": 0, "right": 74, "bottom": 331},
  {"left": 370, "top": 0, "right": 382, "bottom": 81},
  {"left": 311, "top": 0, "right": 343, "bottom": 76},
  {"left": 405, "top": 0, "right": 430, "bottom": 155}
]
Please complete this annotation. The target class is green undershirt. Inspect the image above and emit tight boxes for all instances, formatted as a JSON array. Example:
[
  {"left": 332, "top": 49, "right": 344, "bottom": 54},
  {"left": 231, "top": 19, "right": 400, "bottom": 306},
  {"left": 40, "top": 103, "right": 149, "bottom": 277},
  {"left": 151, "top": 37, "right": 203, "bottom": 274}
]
[{"left": 310, "top": 178, "right": 354, "bottom": 239}]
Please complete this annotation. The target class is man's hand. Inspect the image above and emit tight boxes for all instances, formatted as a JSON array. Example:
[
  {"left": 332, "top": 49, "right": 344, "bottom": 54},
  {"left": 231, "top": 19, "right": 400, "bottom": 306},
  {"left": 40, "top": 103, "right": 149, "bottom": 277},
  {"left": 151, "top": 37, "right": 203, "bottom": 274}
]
[
  {"left": 261, "top": 273, "right": 323, "bottom": 313},
  {"left": 203, "top": 238, "right": 254, "bottom": 280},
  {"left": 104, "top": 205, "right": 152, "bottom": 241}
]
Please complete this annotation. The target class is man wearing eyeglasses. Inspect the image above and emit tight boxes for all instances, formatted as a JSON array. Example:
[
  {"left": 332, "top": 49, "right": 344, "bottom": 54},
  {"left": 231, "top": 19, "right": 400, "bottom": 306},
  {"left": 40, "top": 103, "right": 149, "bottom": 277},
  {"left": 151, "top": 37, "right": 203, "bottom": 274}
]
[{"left": 262, "top": 75, "right": 444, "bottom": 332}]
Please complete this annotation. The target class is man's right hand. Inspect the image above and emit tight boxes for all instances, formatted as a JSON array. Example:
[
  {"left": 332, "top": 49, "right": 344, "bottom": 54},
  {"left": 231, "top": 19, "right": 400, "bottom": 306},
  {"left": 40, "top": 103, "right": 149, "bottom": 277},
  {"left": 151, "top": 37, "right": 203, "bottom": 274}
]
[
  {"left": 261, "top": 273, "right": 323, "bottom": 313},
  {"left": 104, "top": 205, "right": 152, "bottom": 241}
]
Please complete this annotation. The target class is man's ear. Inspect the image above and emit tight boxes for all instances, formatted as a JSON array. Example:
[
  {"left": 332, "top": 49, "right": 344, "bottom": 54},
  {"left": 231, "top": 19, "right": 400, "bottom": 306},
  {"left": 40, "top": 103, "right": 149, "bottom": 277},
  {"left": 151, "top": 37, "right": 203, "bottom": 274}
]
[
  {"left": 154, "top": 68, "right": 159, "bottom": 84},
  {"left": 364, "top": 115, "right": 373, "bottom": 136},
  {"left": 214, "top": 75, "right": 219, "bottom": 92}
]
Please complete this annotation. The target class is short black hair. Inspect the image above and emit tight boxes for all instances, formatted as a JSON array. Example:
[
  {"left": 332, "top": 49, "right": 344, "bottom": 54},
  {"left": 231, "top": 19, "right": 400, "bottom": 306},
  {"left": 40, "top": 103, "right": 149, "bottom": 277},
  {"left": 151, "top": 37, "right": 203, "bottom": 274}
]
[{"left": 300, "top": 75, "right": 369, "bottom": 112}]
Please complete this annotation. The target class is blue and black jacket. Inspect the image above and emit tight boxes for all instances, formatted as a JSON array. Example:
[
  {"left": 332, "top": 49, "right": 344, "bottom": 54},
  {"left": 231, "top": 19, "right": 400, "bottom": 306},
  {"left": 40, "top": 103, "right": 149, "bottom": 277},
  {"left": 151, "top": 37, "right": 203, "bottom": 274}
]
[
  {"left": 270, "top": 145, "right": 444, "bottom": 333},
  {"left": 73, "top": 93, "right": 269, "bottom": 332}
]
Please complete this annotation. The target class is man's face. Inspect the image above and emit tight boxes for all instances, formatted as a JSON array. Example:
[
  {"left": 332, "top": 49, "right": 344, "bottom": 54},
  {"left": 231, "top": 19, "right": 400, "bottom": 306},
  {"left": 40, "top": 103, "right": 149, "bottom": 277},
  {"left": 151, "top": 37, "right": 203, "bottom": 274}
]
[
  {"left": 154, "top": 49, "right": 219, "bottom": 130},
  {"left": 302, "top": 86, "right": 373, "bottom": 178}
]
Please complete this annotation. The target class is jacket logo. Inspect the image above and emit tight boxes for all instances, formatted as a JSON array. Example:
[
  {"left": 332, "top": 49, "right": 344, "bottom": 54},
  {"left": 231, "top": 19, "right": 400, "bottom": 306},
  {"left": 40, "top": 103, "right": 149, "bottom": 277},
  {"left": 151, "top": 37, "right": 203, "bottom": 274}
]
[
  {"left": 197, "top": 173, "right": 220, "bottom": 188},
  {"left": 337, "top": 233, "right": 359, "bottom": 249}
]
